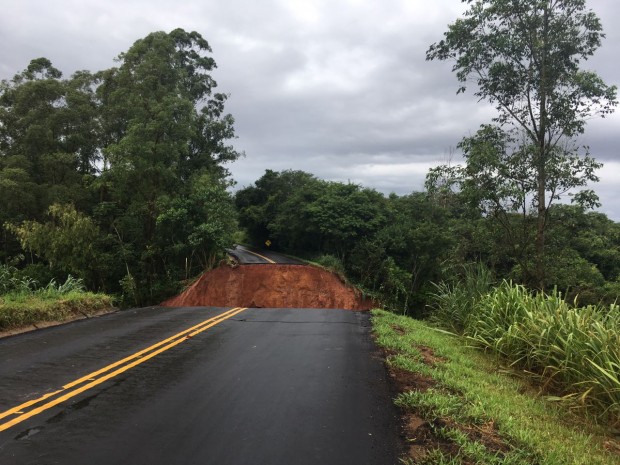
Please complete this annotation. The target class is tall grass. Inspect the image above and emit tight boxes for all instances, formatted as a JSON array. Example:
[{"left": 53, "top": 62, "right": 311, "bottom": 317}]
[
  {"left": 0, "top": 266, "right": 113, "bottom": 331},
  {"left": 427, "top": 263, "right": 493, "bottom": 332},
  {"left": 0, "top": 264, "right": 37, "bottom": 294},
  {"left": 430, "top": 273, "right": 620, "bottom": 422}
]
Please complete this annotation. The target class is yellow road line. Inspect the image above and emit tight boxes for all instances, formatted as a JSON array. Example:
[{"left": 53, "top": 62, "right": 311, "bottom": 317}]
[
  {"left": 0, "top": 307, "right": 247, "bottom": 432},
  {"left": 0, "top": 307, "right": 242, "bottom": 422},
  {"left": 241, "top": 247, "right": 276, "bottom": 264},
  {"left": 62, "top": 306, "right": 243, "bottom": 390}
]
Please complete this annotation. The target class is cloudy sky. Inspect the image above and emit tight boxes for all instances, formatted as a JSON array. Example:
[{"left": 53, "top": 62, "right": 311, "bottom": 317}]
[{"left": 2, "top": 0, "right": 619, "bottom": 219}]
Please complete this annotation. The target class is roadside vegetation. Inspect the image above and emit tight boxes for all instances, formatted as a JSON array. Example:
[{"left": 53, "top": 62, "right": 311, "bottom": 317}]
[
  {"left": 235, "top": 0, "right": 618, "bottom": 315},
  {"left": 236, "top": 169, "right": 620, "bottom": 314},
  {"left": 1, "top": 29, "right": 240, "bottom": 307},
  {"left": 368, "top": 3, "right": 620, "bottom": 461},
  {"left": 372, "top": 309, "right": 620, "bottom": 465},
  {"left": 429, "top": 267, "right": 620, "bottom": 420},
  {"left": 0, "top": 265, "right": 113, "bottom": 331}
]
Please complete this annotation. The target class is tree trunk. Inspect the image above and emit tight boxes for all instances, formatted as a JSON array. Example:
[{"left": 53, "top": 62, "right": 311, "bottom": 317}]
[
  {"left": 536, "top": 146, "right": 546, "bottom": 290},
  {"left": 535, "top": 3, "right": 550, "bottom": 291}
]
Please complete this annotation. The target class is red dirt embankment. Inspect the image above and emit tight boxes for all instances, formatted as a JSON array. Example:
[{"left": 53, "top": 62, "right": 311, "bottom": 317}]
[{"left": 161, "top": 264, "right": 375, "bottom": 310}]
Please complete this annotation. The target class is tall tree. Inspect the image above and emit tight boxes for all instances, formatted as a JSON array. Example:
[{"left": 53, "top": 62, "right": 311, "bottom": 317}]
[
  {"left": 0, "top": 59, "right": 100, "bottom": 260},
  {"left": 95, "top": 29, "right": 241, "bottom": 299},
  {"left": 426, "top": 0, "right": 617, "bottom": 288}
]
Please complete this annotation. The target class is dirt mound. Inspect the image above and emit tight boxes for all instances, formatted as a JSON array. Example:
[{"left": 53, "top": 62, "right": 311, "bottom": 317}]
[{"left": 161, "top": 264, "right": 375, "bottom": 310}]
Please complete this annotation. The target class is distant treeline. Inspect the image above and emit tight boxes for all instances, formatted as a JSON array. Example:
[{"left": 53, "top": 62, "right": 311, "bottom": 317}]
[{"left": 236, "top": 170, "right": 620, "bottom": 314}]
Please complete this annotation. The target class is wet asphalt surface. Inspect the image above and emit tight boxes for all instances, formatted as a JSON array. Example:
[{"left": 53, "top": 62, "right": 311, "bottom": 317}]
[
  {"left": 226, "top": 245, "right": 305, "bottom": 264},
  {"left": 0, "top": 306, "right": 400, "bottom": 465}
]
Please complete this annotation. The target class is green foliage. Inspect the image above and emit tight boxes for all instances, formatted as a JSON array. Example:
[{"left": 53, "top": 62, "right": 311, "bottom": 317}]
[
  {"left": 430, "top": 280, "right": 620, "bottom": 420},
  {"left": 0, "top": 269, "right": 111, "bottom": 331},
  {"left": 426, "top": 0, "right": 617, "bottom": 288},
  {"left": 40, "top": 275, "right": 85, "bottom": 294},
  {"left": 9, "top": 204, "right": 103, "bottom": 281},
  {"left": 373, "top": 309, "right": 620, "bottom": 464},
  {"left": 0, "top": 291, "right": 112, "bottom": 331},
  {"left": 0, "top": 264, "right": 37, "bottom": 294},
  {"left": 313, "top": 254, "right": 347, "bottom": 280},
  {"left": 426, "top": 0, "right": 617, "bottom": 131},
  {"left": 0, "top": 29, "right": 241, "bottom": 304},
  {"left": 428, "top": 264, "right": 493, "bottom": 333},
  {"left": 236, "top": 171, "right": 457, "bottom": 313}
]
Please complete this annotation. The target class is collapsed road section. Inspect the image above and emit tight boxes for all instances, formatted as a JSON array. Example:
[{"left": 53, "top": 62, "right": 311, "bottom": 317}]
[{"left": 161, "top": 264, "right": 375, "bottom": 310}]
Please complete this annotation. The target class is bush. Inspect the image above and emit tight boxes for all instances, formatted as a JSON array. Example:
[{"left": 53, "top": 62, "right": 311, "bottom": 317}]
[
  {"left": 313, "top": 254, "right": 347, "bottom": 280},
  {"left": 0, "top": 264, "right": 36, "bottom": 294}
]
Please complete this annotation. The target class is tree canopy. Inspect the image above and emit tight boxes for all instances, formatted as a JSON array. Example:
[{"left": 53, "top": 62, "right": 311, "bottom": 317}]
[
  {"left": 1, "top": 29, "right": 241, "bottom": 304},
  {"left": 426, "top": 0, "right": 617, "bottom": 288}
]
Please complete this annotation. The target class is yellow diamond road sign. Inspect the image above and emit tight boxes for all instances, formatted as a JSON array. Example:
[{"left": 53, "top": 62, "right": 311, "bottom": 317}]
[{"left": 265, "top": 240, "right": 272, "bottom": 247}]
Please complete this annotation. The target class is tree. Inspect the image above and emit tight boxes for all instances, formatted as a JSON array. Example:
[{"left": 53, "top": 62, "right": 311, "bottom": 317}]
[
  {"left": 427, "top": 125, "right": 602, "bottom": 284},
  {"left": 10, "top": 204, "right": 104, "bottom": 284},
  {"left": 235, "top": 170, "right": 321, "bottom": 249},
  {"left": 427, "top": 0, "right": 617, "bottom": 288},
  {"left": 1, "top": 30, "right": 242, "bottom": 303},
  {"left": 95, "top": 29, "right": 241, "bottom": 299},
  {"left": 0, "top": 59, "right": 101, "bottom": 262}
]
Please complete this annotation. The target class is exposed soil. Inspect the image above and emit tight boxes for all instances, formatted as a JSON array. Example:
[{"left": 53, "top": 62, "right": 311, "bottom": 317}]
[
  {"left": 381, "top": 340, "right": 511, "bottom": 464},
  {"left": 161, "top": 264, "right": 375, "bottom": 310}
]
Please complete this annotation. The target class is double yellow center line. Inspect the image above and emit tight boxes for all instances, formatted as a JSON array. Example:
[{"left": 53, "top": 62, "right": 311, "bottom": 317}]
[{"left": 0, "top": 307, "right": 247, "bottom": 432}]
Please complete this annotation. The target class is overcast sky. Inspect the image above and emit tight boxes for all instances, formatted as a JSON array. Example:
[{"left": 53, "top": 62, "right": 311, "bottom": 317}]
[{"left": 1, "top": 0, "right": 619, "bottom": 219}]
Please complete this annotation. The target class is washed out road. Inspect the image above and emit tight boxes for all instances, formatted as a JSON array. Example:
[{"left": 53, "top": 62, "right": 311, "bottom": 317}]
[{"left": 0, "top": 306, "right": 400, "bottom": 465}]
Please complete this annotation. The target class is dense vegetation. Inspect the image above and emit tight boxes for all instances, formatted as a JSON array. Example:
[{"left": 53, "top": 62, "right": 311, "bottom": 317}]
[
  {"left": 0, "top": 0, "right": 618, "bottom": 451},
  {"left": 234, "top": 1, "right": 620, "bottom": 427},
  {"left": 0, "top": 264, "right": 112, "bottom": 331},
  {"left": 236, "top": 169, "right": 620, "bottom": 313},
  {"left": 429, "top": 267, "right": 619, "bottom": 420},
  {"left": 1, "top": 29, "right": 240, "bottom": 305},
  {"left": 426, "top": 0, "right": 617, "bottom": 289}
]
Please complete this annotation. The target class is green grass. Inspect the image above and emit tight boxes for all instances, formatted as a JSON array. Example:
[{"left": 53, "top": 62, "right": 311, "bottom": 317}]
[
  {"left": 372, "top": 309, "right": 620, "bottom": 465},
  {"left": 0, "top": 291, "right": 113, "bottom": 331},
  {"left": 429, "top": 277, "right": 620, "bottom": 419},
  {"left": 0, "top": 271, "right": 114, "bottom": 331}
]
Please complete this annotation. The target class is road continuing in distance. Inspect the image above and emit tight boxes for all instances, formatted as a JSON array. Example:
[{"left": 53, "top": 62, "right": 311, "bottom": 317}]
[
  {"left": 227, "top": 244, "right": 305, "bottom": 264},
  {"left": 0, "top": 306, "right": 400, "bottom": 465}
]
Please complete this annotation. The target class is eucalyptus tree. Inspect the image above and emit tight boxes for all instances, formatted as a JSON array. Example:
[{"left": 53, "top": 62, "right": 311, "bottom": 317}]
[
  {"left": 96, "top": 29, "right": 241, "bottom": 299},
  {"left": 0, "top": 59, "right": 101, "bottom": 262},
  {"left": 426, "top": 0, "right": 617, "bottom": 288}
]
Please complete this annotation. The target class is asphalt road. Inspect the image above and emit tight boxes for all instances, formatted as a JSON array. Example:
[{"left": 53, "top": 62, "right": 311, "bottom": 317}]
[
  {"left": 0, "top": 307, "right": 400, "bottom": 465},
  {"left": 226, "top": 245, "right": 305, "bottom": 264}
]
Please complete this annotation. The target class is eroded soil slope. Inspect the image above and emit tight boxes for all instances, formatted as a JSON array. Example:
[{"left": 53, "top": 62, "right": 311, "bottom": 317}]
[{"left": 161, "top": 264, "right": 374, "bottom": 310}]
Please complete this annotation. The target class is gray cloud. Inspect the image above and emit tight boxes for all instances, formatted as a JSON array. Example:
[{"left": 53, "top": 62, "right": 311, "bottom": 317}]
[{"left": 1, "top": 0, "right": 618, "bottom": 218}]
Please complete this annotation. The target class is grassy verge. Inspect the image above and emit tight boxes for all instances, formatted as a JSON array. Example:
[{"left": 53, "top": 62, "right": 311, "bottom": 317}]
[
  {"left": 372, "top": 309, "right": 620, "bottom": 465},
  {"left": 430, "top": 276, "right": 620, "bottom": 420},
  {"left": 0, "top": 291, "right": 114, "bottom": 331},
  {"left": 0, "top": 271, "right": 114, "bottom": 332}
]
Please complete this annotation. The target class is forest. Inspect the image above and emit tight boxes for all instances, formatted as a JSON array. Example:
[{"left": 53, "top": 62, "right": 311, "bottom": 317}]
[{"left": 236, "top": 168, "right": 620, "bottom": 311}]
